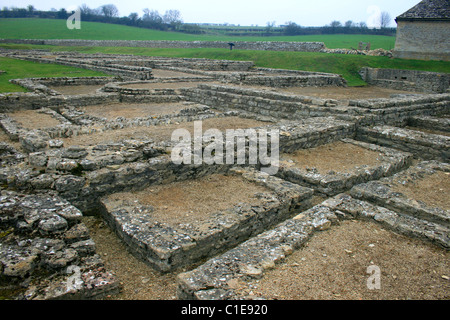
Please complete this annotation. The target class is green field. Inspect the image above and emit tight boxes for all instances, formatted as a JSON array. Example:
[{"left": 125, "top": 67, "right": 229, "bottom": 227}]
[
  {"left": 0, "top": 18, "right": 396, "bottom": 49},
  {"left": 0, "top": 56, "right": 108, "bottom": 92}
]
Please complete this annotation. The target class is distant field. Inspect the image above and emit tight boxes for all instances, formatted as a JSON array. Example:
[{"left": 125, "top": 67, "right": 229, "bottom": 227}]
[
  {"left": 0, "top": 56, "right": 108, "bottom": 92},
  {"left": 1, "top": 44, "right": 449, "bottom": 88},
  {"left": 0, "top": 18, "right": 396, "bottom": 49}
]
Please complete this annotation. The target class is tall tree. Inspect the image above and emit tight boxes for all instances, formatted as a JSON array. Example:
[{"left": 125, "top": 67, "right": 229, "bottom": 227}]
[
  {"left": 329, "top": 20, "right": 342, "bottom": 28},
  {"left": 128, "top": 12, "right": 139, "bottom": 23},
  {"left": 266, "top": 21, "right": 276, "bottom": 33},
  {"left": 163, "top": 9, "right": 182, "bottom": 27},
  {"left": 79, "top": 4, "right": 93, "bottom": 16},
  {"left": 100, "top": 4, "right": 119, "bottom": 18},
  {"left": 380, "top": 11, "right": 391, "bottom": 28},
  {"left": 142, "top": 8, "right": 162, "bottom": 23}
]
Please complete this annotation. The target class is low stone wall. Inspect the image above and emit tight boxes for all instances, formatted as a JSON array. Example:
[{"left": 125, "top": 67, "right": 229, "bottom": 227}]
[
  {"left": 321, "top": 48, "right": 393, "bottom": 57},
  {"left": 348, "top": 93, "right": 450, "bottom": 126},
  {"left": 0, "top": 91, "right": 121, "bottom": 112},
  {"left": 99, "top": 167, "right": 313, "bottom": 272},
  {"left": 151, "top": 58, "right": 255, "bottom": 71},
  {"left": 359, "top": 67, "right": 450, "bottom": 93},
  {"left": 180, "top": 84, "right": 358, "bottom": 121},
  {"left": 234, "top": 74, "right": 346, "bottom": 88},
  {"left": 34, "top": 76, "right": 116, "bottom": 87},
  {"left": 0, "top": 103, "right": 219, "bottom": 145},
  {"left": 181, "top": 85, "right": 450, "bottom": 126},
  {"left": 44, "top": 58, "right": 153, "bottom": 81},
  {"left": 9, "top": 77, "right": 116, "bottom": 96},
  {"left": 0, "top": 116, "right": 354, "bottom": 213},
  {"left": 277, "top": 138, "right": 413, "bottom": 196},
  {"left": 356, "top": 125, "right": 450, "bottom": 162},
  {"left": 0, "top": 77, "right": 193, "bottom": 112},
  {"left": 407, "top": 116, "right": 450, "bottom": 132},
  {"left": 0, "top": 39, "right": 326, "bottom": 52},
  {"left": 275, "top": 117, "right": 356, "bottom": 153},
  {"left": 350, "top": 161, "right": 450, "bottom": 229}
]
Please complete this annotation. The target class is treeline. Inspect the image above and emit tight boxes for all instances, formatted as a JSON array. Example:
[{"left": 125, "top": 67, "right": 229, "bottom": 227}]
[
  {"left": 283, "top": 22, "right": 396, "bottom": 36},
  {"left": 0, "top": 4, "right": 186, "bottom": 32},
  {"left": 0, "top": 5, "right": 396, "bottom": 36}
]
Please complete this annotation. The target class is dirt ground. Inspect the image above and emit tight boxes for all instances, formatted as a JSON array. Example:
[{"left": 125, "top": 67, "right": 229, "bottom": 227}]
[
  {"left": 108, "top": 173, "right": 270, "bottom": 226},
  {"left": 7, "top": 110, "right": 61, "bottom": 130},
  {"left": 62, "top": 116, "right": 268, "bottom": 146},
  {"left": 389, "top": 170, "right": 450, "bottom": 210},
  {"left": 152, "top": 69, "right": 210, "bottom": 78},
  {"left": 277, "top": 86, "right": 422, "bottom": 101},
  {"left": 83, "top": 216, "right": 180, "bottom": 300},
  {"left": 49, "top": 85, "right": 105, "bottom": 95},
  {"left": 80, "top": 102, "right": 191, "bottom": 120},
  {"left": 120, "top": 81, "right": 218, "bottom": 90},
  {"left": 244, "top": 219, "right": 449, "bottom": 300},
  {"left": 280, "top": 141, "right": 383, "bottom": 174}
]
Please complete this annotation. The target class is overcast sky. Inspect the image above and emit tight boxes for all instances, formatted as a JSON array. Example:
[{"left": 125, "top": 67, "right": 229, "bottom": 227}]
[{"left": 1, "top": 0, "right": 422, "bottom": 27}]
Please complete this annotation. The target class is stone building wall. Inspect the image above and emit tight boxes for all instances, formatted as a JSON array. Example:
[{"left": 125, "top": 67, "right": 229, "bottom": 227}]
[
  {"left": 359, "top": 67, "right": 450, "bottom": 93},
  {"left": 393, "top": 20, "right": 450, "bottom": 61}
]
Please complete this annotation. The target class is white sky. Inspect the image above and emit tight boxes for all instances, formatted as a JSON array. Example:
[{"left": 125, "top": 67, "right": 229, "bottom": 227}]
[{"left": 0, "top": 0, "right": 422, "bottom": 27}]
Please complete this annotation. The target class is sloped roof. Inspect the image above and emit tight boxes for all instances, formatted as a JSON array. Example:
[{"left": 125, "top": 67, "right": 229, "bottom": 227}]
[{"left": 396, "top": 0, "right": 450, "bottom": 20}]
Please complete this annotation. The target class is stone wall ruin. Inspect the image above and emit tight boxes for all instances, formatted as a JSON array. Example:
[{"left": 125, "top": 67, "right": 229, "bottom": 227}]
[{"left": 0, "top": 48, "right": 448, "bottom": 300}]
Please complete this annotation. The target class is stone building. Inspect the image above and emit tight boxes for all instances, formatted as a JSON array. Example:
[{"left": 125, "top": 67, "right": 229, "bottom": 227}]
[{"left": 393, "top": 0, "right": 450, "bottom": 61}]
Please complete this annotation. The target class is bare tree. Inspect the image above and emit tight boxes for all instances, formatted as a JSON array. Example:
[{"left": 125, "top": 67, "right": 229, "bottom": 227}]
[
  {"left": 380, "top": 11, "right": 391, "bottom": 28},
  {"left": 79, "top": 4, "right": 93, "bottom": 15},
  {"left": 163, "top": 9, "right": 182, "bottom": 27},
  {"left": 358, "top": 21, "right": 368, "bottom": 29},
  {"left": 142, "top": 8, "right": 162, "bottom": 23},
  {"left": 266, "top": 21, "right": 276, "bottom": 32},
  {"left": 329, "top": 20, "right": 342, "bottom": 28},
  {"left": 128, "top": 12, "right": 139, "bottom": 22},
  {"left": 100, "top": 4, "right": 118, "bottom": 18},
  {"left": 344, "top": 20, "right": 354, "bottom": 28}
]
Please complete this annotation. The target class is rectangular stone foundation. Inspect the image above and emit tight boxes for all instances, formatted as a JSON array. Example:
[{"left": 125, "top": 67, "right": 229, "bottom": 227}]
[
  {"left": 356, "top": 124, "right": 450, "bottom": 162},
  {"left": 350, "top": 161, "right": 450, "bottom": 228},
  {"left": 98, "top": 168, "right": 313, "bottom": 272},
  {"left": 177, "top": 193, "right": 449, "bottom": 300},
  {"left": 276, "top": 138, "right": 413, "bottom": 195}
]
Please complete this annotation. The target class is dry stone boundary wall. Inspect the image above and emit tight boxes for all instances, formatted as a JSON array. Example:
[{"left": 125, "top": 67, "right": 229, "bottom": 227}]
[{"left": 0, "top": 39, "right": 326, "bottom": 52}]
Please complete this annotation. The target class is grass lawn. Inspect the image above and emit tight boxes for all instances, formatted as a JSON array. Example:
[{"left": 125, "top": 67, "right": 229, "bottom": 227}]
[
  {"left": 0, "top": 18, "right": 396, "bottom": 50},
  {"left": 0, "top": 56, "right": 109, "bottom": 92}
]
